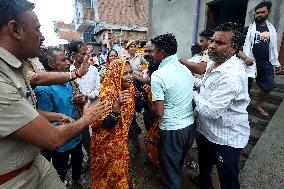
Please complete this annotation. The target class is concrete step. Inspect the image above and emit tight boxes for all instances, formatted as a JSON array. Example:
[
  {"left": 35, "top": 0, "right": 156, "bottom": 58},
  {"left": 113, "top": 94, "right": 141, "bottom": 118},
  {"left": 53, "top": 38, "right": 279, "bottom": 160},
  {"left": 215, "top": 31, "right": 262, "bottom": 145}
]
[
  {"left": 249, "top": 89, "right": 284, "bottom": 105},
  {"left": 239, "top": 155, "right": 247, "bottom": 169},
  {"left": 239, "top": 100, "right": 284, "bottom": 188},
  {"left": 251, "top": 75, "right": 284, "bottom": 93},
  {"left": 247, "top": 100, "right": 278, "bottom": 118},
  {"left": 248, "top": 127, "right": 263, "bottom": 145},
  {"left": 250, "top": 127, "right": 263, "bottom": 140},
  {"left": 241, "top": 143, "right": 255, "bottom": 157},
  {"left": 248, "top": 114, "right": 269, "bottom": 131}
]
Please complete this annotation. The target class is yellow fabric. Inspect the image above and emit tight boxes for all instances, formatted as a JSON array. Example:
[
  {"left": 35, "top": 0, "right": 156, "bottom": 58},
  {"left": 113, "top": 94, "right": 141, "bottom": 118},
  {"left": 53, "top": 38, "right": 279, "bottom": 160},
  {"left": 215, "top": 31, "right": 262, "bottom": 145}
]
[{"left": 90, "top": 59, "right": 135, "bottom": 189}]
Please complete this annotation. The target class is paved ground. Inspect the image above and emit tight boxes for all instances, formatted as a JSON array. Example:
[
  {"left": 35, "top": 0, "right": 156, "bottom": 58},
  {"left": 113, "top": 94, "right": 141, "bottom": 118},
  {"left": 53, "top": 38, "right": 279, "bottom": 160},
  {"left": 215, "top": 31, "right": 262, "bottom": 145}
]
[
  {"left": 66, "top": 112, "right": 211, "bottom": 189},
  {"left": 67, "top": 112, "right": 223, "bottom": 189},
  {"left": 65, "top": 75, "right": 284, "bottom": 189},
  {"left": 129, "top": 113, "right": 223, "bottom": 189}
]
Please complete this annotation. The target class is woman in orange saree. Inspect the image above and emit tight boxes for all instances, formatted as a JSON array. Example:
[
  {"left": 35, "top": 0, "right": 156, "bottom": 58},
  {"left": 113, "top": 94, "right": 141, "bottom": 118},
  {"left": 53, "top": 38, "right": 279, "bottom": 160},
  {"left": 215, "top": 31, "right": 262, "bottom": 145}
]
[
  {"left": 90, "top": 59, "right": 135, "bottom": 189},
  {"left": 144, "top": 91, "right": 159, "bottom": 168}
]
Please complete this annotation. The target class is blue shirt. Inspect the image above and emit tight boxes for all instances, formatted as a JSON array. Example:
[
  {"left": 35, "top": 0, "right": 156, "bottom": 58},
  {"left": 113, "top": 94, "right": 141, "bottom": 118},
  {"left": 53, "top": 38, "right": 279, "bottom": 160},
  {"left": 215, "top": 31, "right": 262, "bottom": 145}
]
[
  {"left": 151, "top": 54, "right": 194, "bottom": 130},
  {"left": 35, "top": 82, "right": 82, "bottom": 152}
]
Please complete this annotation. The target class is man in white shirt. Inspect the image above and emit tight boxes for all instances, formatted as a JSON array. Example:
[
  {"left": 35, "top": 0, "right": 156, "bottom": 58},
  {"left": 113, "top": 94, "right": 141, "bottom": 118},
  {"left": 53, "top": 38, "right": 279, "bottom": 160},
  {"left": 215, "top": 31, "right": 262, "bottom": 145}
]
[
  {"left": 69, "top": 41, "right": 101, "bottom": 101},
  {"left": 69, "top": 41, "right": 101, "bottom": 164},
  {"left": 179, "top": 29, "right": 214, "bottom": 75},
  {"left": 238, "top": 2, "right": 282, "bottom": 117},
  {"left": 194, "top": 22, "right": 250, "bottom": 189}
]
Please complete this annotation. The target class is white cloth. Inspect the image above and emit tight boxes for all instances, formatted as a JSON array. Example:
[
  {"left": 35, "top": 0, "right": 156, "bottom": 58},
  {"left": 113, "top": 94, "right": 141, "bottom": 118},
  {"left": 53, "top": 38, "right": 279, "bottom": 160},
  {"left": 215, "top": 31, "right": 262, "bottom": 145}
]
[
  {"left": 124, "top": 53, "right": 148, "bottom": 77},
  {"left": 243, "top": 20, "right": 280, "bottom": 78},
  {"left": 194, "top": 55, "right": 250, "bottom": 148},
  {"left": 187, "top": 54, "right": 202, "bottom": 63},
  {"left": 70, "top": 65, "right": 101, "bottom": 99}
]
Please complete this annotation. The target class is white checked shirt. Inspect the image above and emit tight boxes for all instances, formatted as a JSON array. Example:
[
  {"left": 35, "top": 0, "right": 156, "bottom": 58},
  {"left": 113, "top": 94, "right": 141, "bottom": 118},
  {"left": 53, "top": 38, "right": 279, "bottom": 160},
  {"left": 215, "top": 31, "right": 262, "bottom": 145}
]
[
  {"left": 70, "top": 64, "right": 101, "bottom": 99},
  {"left": 194, "top": 55, "right": 250, "bottom": 148}
]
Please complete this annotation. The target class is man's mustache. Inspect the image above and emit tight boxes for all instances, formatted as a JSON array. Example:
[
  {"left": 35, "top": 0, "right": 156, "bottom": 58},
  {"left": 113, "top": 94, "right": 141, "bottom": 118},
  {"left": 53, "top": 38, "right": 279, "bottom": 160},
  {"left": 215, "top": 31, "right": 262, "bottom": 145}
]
[{"left": 208, "top": 50, "right": 219, "bottom": 57}]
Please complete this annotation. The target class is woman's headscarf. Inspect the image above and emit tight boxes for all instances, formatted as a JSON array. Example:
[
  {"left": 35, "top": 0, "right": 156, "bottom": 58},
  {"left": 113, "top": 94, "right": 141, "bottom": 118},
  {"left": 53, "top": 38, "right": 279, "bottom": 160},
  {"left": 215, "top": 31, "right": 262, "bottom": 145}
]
[{"left": 91, "top": 59, "right": 135, "bottom": 130}]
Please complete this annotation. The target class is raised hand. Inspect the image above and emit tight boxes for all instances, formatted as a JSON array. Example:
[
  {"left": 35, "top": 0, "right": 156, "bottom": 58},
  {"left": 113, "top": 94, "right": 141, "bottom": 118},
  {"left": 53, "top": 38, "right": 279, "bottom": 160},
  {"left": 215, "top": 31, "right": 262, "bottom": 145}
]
[
  {"left": 244, "top": 57, "right": 254, "bottom": 66},
  {"left": 72, "top": 93, "right": 87, "bottom": 104},
  {"left": 78, "top": 53, "right": 92, "bottom": 76},
  {"left": 83, "top": 100, "right": 112, "bottom": 124},
  {"left": 114, "top": 90, "right": 132, "bottom": 113}
]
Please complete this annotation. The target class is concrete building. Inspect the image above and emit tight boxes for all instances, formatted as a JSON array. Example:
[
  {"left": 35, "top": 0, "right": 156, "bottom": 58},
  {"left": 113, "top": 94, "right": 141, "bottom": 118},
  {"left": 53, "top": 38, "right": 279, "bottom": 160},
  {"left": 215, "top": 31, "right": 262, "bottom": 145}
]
[
  {"left": 148, "top": 0, "right": 284, "bottom": 68},
  {"left": 54, "top": 21, "right": 82, "bottom": 42},
  {"left": 73, "top": 0, "right": 148, "bottom": 49}
]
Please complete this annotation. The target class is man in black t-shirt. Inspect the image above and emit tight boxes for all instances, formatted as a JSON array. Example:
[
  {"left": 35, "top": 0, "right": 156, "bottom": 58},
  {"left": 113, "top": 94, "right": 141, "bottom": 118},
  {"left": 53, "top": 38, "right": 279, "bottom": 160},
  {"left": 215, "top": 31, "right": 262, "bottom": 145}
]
[{"left": 239, "top": 1, "right": 282, "bottom": 117}]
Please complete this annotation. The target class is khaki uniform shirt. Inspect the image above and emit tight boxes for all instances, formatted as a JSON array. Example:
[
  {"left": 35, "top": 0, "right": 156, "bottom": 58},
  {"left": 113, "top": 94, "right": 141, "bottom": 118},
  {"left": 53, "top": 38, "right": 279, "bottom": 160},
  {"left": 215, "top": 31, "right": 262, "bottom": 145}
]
[{"left": 0, "top": 47, "right": 40, "bottom": 175}]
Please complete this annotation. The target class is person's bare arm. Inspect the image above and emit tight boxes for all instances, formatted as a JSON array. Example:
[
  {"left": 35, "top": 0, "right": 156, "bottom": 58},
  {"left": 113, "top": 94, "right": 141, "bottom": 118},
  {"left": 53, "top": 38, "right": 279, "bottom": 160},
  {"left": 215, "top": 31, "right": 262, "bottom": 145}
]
[
  {"left": 29, "top": 71, "right": 72, "bottom": 87},
  {"left": 30, "top": 54, "right": 90, "bottom": 87},
  {"left": 37, "top": 110, "right": 74, "bottom": 123},
  {"left": 152, "top": 100, "right": 164, "bottom": 118},
  {"left": 179, "top": 59, "right": 207, "bottom": 74},
  {"left": 237, "top": 51, "right": 254, "bottom": 66},
  {"left": 9, "top": 101, "right": 111, "bottom": 151}
]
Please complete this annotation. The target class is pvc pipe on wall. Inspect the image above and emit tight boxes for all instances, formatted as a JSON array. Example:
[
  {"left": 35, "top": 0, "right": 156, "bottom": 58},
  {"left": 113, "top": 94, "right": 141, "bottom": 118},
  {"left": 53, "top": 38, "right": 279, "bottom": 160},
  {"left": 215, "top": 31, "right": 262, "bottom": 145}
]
[{"left": 191, "top": 0, "right": 201, "bottom": 45}]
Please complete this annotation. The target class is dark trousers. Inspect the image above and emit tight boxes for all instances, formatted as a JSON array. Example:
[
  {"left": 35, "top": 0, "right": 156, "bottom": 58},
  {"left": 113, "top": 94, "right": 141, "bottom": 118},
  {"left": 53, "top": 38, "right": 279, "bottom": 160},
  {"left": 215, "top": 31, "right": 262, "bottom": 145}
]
[
  {"left": 158, "top": 125, "right": 194, "bottom": 189},
  {"left": 143, "top": 108, "right": 155, "bottom": 131},
  {"left": 52, "top": 143, "right": 83, "bottom": 182},
  {"left": 41, "top": 150, "right": 53, "bottom": 162},
  {"left": 248, "top": 77, "right": 253, "bottom": 92},
  {"left": 81, "top": 128, "right": 90, "bottom": 158},
  {"left": 198, "top": 134, "right": 242, "bottom": 189}
]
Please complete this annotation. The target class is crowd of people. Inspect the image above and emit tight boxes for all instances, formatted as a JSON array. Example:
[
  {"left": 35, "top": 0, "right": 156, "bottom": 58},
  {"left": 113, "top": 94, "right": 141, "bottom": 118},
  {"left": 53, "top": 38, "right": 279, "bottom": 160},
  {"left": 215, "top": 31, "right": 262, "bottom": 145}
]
[{"left": 0, "top": 0, "right": 283, "bottom": 189}]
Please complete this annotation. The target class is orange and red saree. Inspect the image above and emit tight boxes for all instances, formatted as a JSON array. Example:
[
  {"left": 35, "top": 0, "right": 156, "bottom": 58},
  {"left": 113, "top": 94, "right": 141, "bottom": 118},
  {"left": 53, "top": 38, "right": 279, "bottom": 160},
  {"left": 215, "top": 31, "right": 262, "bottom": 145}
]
[{"left": 90, "top": 59, "right": 135, "bottom": 189}]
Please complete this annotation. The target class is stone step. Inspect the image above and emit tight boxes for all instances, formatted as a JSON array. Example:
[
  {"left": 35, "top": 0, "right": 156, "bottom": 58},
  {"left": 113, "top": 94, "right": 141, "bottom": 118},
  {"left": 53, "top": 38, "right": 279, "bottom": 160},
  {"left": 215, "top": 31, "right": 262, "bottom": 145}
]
[
  {"left": 249, "top": 89, "right": 284, "bottom": 105},
  {"left": 248, "top": 127, "right": 263, "bottom": 145},
  {"left": 251, "top": 75, "right": 284, "bottom": 93},
  {"left": 239, "top": 100, "right": 284, "bottom": 188},
  {"left": 247, "top": 100, "right": 279, "bottom": 118},
  {"left": 240, "top": 76, "right": 283, "bottom": 172},
  {"left": 241, "top": 143, "right": 255, "bottom": 157},
  {"left": 248, "top": 114, "right": 269, "bottom": 131},
  {"left": 239, "top": 155, "right": 247, "bottom": 169}
]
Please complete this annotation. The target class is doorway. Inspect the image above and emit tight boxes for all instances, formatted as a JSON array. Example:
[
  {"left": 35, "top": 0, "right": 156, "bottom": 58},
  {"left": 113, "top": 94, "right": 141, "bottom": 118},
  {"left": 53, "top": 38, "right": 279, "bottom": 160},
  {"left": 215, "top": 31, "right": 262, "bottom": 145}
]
[{"left": 206, "top": 0, "right": 249, "bottom": 29}]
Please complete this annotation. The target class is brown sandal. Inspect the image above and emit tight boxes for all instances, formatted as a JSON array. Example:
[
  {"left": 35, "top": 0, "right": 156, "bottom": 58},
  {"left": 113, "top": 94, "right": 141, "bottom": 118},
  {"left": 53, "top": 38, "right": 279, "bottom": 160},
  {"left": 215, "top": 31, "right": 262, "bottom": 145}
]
[{"left": 255, "top": 107, "right": 269, "bottom": 117}]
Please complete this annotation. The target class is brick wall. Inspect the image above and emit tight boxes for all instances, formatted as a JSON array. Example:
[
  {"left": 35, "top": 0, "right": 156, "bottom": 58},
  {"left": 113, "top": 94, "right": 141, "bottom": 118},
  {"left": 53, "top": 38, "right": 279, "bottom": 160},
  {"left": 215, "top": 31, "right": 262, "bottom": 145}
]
[
  {"left": 96, "top": 29, "right": 147, "bottom": 48},
  {"left": 58, "top": 31, "right": 82, "bottom": 41},
  {"left": 54, "top": 21, "right": 82, "bottom": 41},
  {"left": 98, "top": 0, "right": 148, "bottom": 28},
  {"left": 54, "top": 21, "right": 75, "bottom": 30}
]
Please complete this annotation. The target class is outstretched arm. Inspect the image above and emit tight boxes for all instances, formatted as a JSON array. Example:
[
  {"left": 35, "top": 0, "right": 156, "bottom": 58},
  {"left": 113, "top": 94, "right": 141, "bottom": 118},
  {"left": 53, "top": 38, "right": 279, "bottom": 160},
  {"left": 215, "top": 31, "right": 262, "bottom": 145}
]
[{"left": 179, "top": 59, "right": 207, "bottom": 74}]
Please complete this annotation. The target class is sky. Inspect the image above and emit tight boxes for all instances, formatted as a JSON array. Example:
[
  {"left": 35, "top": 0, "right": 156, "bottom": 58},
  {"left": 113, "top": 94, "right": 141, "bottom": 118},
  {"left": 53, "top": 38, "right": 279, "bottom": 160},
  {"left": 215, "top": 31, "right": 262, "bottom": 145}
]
[{"left": 29, "top": 0, "right": 74, "bottom": 46}]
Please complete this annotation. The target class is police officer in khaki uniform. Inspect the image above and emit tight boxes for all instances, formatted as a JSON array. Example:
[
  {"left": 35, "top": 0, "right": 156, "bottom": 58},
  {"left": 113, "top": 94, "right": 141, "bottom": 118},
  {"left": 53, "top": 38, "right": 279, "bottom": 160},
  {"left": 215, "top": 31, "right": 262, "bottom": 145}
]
[{"left": 0, "top": 0, "right": 111, "bottom": 188}]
